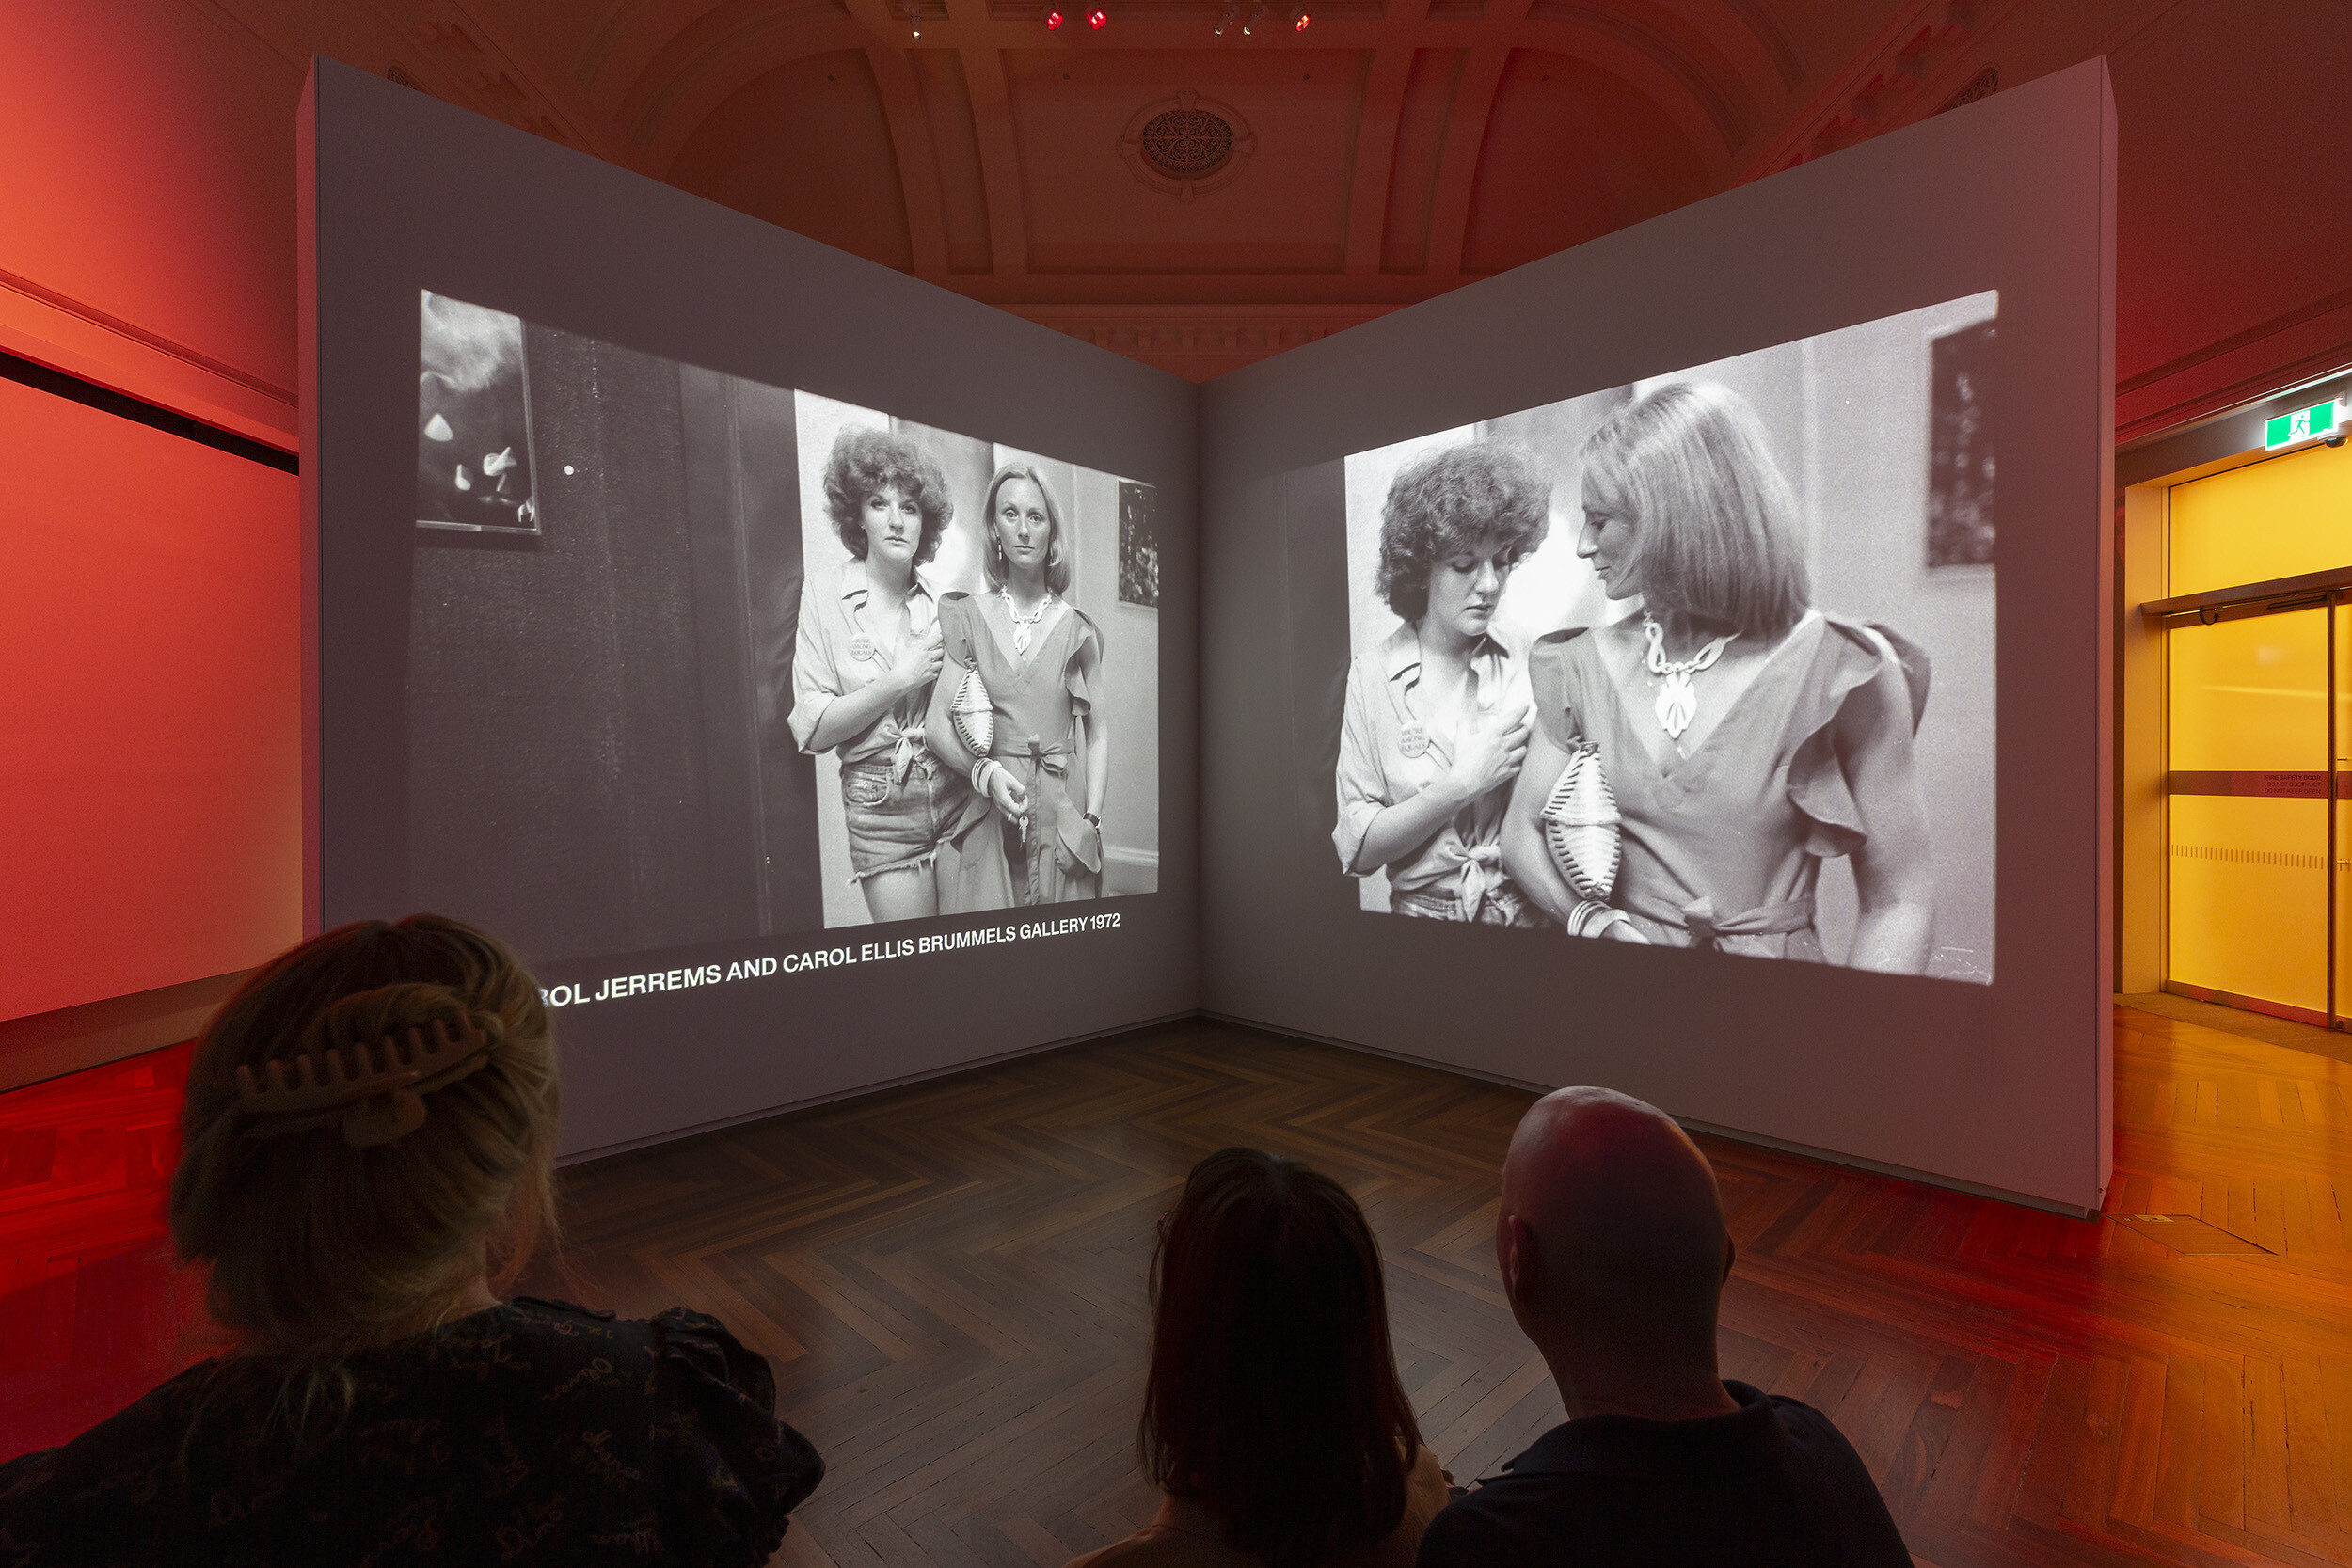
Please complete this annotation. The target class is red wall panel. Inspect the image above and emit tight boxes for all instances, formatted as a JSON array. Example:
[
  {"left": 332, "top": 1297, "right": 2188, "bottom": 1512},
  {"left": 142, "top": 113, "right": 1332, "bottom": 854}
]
[
  {"left": 0, "top": 378, "right": 300, "bottom": 1023},
  {"left": 0, "top": 0, "right": 300, "bottom": 404}
]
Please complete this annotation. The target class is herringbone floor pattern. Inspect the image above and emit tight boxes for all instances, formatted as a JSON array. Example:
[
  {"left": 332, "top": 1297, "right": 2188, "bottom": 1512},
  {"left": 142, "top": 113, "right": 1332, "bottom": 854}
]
[{"left": 519, "top": 1007, "right": 2352, "bottom": 1566}]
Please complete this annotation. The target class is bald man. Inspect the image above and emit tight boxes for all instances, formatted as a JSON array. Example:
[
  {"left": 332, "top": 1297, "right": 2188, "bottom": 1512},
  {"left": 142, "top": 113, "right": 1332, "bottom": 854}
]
[{"left": 1416, "top": 1087, "right": 1910, "bottom": 1567}]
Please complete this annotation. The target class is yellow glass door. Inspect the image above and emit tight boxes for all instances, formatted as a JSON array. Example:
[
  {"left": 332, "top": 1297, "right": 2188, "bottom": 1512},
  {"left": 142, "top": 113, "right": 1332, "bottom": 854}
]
[
  {"left": 2166, "top": 607, "right": 2331, "bottom": 1023},
  {"left": 2340, "top": 612, "right": 2352, "bottom": 1018},
  {"left": 2163, "top": 437, "right": 2352, "bottom": 1027}
]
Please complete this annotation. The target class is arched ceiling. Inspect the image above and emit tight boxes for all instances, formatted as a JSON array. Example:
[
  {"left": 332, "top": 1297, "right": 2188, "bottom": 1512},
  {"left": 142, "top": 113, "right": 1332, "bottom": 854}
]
[
  {"left": 215, "top": 0, "right": 2212, "bottom": 380},
  {"left": 584, "top": 0, "right": 1798, "bottom": 299}
]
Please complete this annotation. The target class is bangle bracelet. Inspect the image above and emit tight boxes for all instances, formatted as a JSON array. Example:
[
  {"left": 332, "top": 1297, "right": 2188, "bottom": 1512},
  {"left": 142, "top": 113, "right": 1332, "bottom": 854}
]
[{"left": 971, "top": 759, "right": 997, "bottom": 794}]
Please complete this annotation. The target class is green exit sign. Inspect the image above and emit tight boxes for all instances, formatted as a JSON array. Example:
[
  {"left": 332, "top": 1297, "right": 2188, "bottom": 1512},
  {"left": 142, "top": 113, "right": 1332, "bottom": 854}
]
[{"left": 2266, "top": 399, "right": 2348, "bottom": 451}]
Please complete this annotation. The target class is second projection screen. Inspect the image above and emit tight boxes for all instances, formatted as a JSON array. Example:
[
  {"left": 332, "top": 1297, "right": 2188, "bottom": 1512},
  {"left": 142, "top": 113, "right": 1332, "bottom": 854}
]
[{"left": 1326, "top": 292, "right": 1994, "bottom": 982}]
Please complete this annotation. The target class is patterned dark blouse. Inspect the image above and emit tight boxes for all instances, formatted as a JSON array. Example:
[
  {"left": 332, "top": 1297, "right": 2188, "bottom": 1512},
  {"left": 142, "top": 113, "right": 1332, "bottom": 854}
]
[{"left": 0, "top": 1298, "right": 822, "bottom": 1567}]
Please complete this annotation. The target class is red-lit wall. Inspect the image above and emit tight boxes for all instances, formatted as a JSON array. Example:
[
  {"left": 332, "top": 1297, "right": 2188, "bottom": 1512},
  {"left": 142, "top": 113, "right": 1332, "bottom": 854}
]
[
  {"left": 0, "top": 1, "right": 304, "bottom": 1054},
  {"left": 0, "top": 376, "right": 301, "bottom": 1022},
  {"left": 0, "top": 0, "right": 300, "bottom": 447}
]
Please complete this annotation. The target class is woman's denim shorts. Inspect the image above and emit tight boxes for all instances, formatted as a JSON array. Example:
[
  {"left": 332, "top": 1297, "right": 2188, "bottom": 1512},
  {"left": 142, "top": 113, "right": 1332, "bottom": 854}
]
[{"left": 841, "top": 754, "right": 967, "bottom": 880}]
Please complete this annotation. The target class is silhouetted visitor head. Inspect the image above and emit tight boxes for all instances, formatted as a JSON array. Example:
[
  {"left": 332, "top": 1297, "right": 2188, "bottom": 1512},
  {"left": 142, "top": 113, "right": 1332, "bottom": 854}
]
[
  {"left": 170, "top": 916, "right": 559, "bottom": 1399},
  {"left": 1495, "top": 1086, "right": 1732, "bottom": 1377},
  {"left": 1577, "top": 380, "right": 1811, "bottom": 635},
  {"left": 1375, "top": 441, "right": 1552, "bottom": 630},
  {"left": 1141, "top": 1147, "right": 1422, "bottom": 1568}
]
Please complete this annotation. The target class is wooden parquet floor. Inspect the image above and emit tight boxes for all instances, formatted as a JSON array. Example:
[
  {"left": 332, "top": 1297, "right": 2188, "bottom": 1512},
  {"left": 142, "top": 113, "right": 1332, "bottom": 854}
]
[{"left": 519, "top": 1006, "right": 2352, "bottom": 1567}]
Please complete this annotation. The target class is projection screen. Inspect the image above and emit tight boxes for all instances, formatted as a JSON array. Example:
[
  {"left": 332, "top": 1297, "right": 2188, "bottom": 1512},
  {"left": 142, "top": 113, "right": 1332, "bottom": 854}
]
[
  {"left": 1200, "top": 62, "right": 2113, "bottom": 1212},
  {"left": 1327, "top": 294, "right": 1997, "bottom": 979},
  {"left": 304, "top": 60, "right": 1196, "bottom": 1159}
]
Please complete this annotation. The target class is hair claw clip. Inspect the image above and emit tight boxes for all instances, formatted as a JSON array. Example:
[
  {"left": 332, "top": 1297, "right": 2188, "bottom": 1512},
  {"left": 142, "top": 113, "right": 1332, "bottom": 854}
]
[{"left": 235, "top": 1015, "right": 495, "bottom": 1148}]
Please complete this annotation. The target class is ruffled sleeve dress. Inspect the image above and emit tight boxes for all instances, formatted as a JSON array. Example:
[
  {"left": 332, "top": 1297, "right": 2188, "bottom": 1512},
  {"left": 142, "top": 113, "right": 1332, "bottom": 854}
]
[
  {"left": 933, "top": 591, "right": 1105, "bottom": 908},
  {"left": 0, "top": 1298, "right": 823, "bottom": 1567},
  {"left": 1526, "top": 610, "right": 1931, "bottom": 958}
]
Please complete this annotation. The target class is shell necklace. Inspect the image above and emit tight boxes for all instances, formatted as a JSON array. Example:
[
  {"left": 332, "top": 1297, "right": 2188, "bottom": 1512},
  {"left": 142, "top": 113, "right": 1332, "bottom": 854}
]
[
  {"left": 1000, "top": 585, "right": 1054, "bottom": 656},
  {"left": 1642, "top": 613, "right": 1738, "bottom": 741}
]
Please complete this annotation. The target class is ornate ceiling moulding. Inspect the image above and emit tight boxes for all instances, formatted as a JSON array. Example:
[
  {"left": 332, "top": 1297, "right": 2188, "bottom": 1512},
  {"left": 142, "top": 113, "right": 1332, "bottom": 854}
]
[
  {"left": 1009, "top": 304, "right": 1399, "bottom": 357},
  {"left": 1120, "top": 90, "right": 1255, "bottom": 202}
]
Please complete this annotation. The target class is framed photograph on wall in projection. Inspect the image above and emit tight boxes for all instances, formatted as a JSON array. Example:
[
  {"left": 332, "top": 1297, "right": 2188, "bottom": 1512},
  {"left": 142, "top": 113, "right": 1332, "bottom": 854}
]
[{"left": 416, "top": 291, "right": 540, "bottom": 536}]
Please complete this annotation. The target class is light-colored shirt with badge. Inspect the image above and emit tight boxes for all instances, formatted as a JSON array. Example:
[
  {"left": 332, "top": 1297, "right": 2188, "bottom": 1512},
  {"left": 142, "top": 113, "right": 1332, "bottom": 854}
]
[
  {"left": 788, "top": 559, "right": 940, "bottom": 770},
  {"left": 1333, "top": 621, "right": 1529, "bottom": 914}
]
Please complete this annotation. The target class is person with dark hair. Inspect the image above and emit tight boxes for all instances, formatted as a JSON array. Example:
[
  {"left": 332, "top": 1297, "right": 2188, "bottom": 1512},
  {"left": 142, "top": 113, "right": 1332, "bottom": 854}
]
[
  {"left": 925, "top": 461, "right": 1108, "bottom": 907},
  {"left": 0, "top": 916, "right": 823, "bottom": 1564},
  {"left": 1417, "top": 1087, "right": 1908, "bottom": 1566},
  {"left": 1072, "top": 1148, "right": 1449, "bottom": 1568},
  {"left": 1335, "top": 442, "right": 1623, "bottom": 932},
  {"left": 1501, "top": 380, "right": 1937, "bottom": 968},
  {"left": 793, "top": 426, "right": 976, "bottom": 922}
]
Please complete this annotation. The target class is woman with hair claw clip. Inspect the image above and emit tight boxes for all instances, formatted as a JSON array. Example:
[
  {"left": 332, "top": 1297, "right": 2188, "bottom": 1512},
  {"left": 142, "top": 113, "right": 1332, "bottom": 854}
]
[
  {"left": 925, "top": 460, "right": 1111, "bottom": 908},
  {"left": 0, "top": 914, "right": 823, "bottom": 1563}
]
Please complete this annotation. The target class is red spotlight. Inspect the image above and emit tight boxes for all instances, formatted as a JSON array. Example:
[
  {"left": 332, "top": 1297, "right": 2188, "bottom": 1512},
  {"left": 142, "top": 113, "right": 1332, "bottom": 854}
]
[
  {"left": 1087, "top": 6, "right": 1106, "bottom": 25},
  {"left": 1044, "top": 6, "right": 1063, "bottom": 24},
  {"left": 1294, "top": 8, "right": 1310, "bottom": 25}
]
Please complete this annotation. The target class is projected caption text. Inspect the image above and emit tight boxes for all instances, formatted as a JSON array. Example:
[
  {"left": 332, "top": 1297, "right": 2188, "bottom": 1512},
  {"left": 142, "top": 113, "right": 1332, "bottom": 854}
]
[{"left": 538, "top": 911, "right": 1123, "bottom": 1008}]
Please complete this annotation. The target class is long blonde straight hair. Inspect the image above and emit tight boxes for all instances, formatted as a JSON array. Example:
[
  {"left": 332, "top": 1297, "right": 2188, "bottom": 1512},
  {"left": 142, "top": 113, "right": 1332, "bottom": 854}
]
[
  {"left": 1581, "top": 380, "right": 1811, "bottom": 635},
  {"left": 168, "top": 915, "right": 559, "bottom": 1426}
]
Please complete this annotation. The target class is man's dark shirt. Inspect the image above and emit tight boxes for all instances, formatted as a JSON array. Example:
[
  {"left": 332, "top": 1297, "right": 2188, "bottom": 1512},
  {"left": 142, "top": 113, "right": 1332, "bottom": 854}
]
[{"left": 1416, "top": 1380, "right": 1910, "bottom": 1567}]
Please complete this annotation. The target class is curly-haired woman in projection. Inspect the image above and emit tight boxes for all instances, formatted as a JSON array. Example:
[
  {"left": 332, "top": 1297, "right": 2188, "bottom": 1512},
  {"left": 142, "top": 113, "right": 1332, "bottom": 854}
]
[
  {"left": 791, "top": 427, "right": 975, "bottom": 921},
  {"left": 1334, "top": 442, "right": 1629, "bottom": 933},
  {"left": 926, "top": 461, "right": 1109, "bottom": 907},
  {"left": 0, "top": 915, "right": 822, "bottom": 1562},
  {"left": 1500, "top": 381, "right": 1936, "bottom": 968}
]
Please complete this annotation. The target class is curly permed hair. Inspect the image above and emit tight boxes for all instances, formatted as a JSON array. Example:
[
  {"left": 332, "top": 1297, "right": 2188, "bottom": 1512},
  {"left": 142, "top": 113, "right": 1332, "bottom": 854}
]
[
  {"left": 823, "top": 428, "right": 954, "bottom": 565},
  {"left": 1375, "top": 442, "right": 1553, "bottom": 624}
]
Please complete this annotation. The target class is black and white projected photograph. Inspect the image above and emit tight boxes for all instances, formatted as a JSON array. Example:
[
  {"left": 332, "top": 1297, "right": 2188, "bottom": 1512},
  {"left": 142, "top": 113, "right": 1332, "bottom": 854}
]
[
  {"left": 791, "top": 393, "right": 1160, "bottom": 930},
  {"left": 1330, "top": 292, "right": 1996, "bottom": 983},
  {"left": 415, "top": 292, "right": 538, "bottom": 534},
  {"left": 401, "top": 295, "right": 1158, "bottom": 967}
]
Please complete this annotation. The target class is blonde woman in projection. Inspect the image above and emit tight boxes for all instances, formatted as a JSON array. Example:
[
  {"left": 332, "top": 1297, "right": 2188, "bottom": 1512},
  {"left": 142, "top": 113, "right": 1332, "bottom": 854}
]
[
  {"left": 926, "top": 461, "right": 1109, "bottom": 907},
  {"left": 1501, "top": 381, "right": 1936, "bottom": 967},
  {"left": 1334, "top": 442, "right": 1629, "bottom": 934}
]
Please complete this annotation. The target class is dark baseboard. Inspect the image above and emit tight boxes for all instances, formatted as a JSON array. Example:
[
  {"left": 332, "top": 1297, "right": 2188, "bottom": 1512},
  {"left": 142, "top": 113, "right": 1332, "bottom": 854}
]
[{"left": 0, "top": 971, "right": 251, "bottom": 1094}]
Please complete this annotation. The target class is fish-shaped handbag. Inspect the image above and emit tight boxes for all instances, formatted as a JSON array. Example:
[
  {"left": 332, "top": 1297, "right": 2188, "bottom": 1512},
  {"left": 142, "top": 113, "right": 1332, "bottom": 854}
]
[
  {"left": 941, "top": 597, "right": 996, "bottom": 759},
  {"left": 948, "top": 665, "right": 993, "bottom": 758},
  {"left": 1540, "top": 739, "right": 1621, "bottom": 902}
]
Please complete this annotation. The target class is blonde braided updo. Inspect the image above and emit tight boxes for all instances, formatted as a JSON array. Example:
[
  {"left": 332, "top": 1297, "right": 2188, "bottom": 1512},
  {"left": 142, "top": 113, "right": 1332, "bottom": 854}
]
[{"left": 169, "top": 915, "right": 559, "bottom": 1372}]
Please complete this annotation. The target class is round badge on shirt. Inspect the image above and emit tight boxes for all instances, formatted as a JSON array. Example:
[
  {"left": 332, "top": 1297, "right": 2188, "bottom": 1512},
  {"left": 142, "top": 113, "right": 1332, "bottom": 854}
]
[
  {"left": 1399, "top": 722, "right": 1429, "bottom": 759},
  {"left": 850, "top": 635, "right": 878, "bottom": 662}
]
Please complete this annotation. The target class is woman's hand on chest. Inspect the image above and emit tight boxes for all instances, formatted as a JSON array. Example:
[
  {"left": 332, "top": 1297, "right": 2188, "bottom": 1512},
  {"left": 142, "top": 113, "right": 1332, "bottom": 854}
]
[
  {"left": 1434, "top": 694, "right": 1532, "bottom": 803},
  {"left": 881, "top": 621, "right": 945, "bottom": 696}
]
